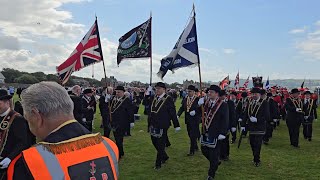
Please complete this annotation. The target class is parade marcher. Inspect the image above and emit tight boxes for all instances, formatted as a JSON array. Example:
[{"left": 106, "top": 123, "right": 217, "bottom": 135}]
[
  {"left": 8, "top": 82, "right": 119, "bottom": 180},
  {"left": 81, "top": 88, "right": 95, "bottom": 132},
  {"left": 99, "top": 87, "right": 113, "bottom": 138},
  {"left": 219, "top": 90, "right": 236, "bottom": 161},
  {"left": 230, "top": 91, "right": 238, "bottom": 144},
  {"left": 109, "top": 86, "right": 134, "bottom": 159},
  {"left": 69, "top": 85, "right": 83, "bottom": 126},
  {"left": 285, "top": 88, "right": 304, "bottom": 148},
  {"left": 177, "top": 85, "right": 200, "bottom": 156},
  {"left": 302, "top": 91, "right": 317, "bottom": 141},
  {"left": 237, "top": 92, "right": 249, "bottom": 137},
  {"left": 0, "top": 89, "right": 34, "bottom": 179},
  {"left": 241, "top": 87, "right": 270, "bottom": 167},
  {"left": 198, "top": 85, "right": 228, "bottom": 179},
  {"left": 148, "top": 82, "right": 181, "bottom": 169}
]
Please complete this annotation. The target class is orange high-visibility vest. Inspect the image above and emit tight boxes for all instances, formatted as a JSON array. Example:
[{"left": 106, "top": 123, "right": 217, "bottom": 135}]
[{"left": 8, "top": 134, "right": 119, "bottom": 180}]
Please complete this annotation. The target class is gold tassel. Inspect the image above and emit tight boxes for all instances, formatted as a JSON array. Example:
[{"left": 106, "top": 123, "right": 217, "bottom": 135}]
[{"left": 38, "top": 134, "right": 104, "bottom": 155}]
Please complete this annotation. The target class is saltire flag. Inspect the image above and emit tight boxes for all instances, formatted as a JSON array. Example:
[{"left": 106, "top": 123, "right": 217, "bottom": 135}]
[
  {"left": 57, "top": 20, "right": 103, "bottom": 85},
  {"left": 157, "top": 14, "right": 199, "bottom": 79},
  {"left": 234, "top": 72, "right": 240, "bottom": 90},
  {"left": 265, "top": 76, "right": 270, "bottom": 89},
  {"left": 253, "top": 76, "right": 263, "bottom": 88},
  {"left": 243, "top": 76, "right": 250, "bottom": 88},
  {"left": 117, "top": 17, "right": 152, "bottom": 65},
  {"left": 219, "top": 75, "right": 230, "bottom": 90},
  {"left": 301, "top": 80, "right": 305, "bottom": 88}
]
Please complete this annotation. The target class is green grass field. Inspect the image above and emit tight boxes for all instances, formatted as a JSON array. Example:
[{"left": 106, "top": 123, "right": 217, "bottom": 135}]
[{"left": 88, "top": 98, "right": 320, "bottom": 180}]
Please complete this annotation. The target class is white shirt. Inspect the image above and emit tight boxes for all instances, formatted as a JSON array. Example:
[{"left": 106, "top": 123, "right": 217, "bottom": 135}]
[
  {"left": 0, "top": 108, "right": 10, "bottom": 117},
  {"left": 157, "top": 93, "right": 165, "bottom": 100}
]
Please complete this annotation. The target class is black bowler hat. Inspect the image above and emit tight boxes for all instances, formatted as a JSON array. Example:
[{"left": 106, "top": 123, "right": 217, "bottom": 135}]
[
  {"left": 187, "top": 85, "right": 196, "bottom": 91},
  {"left": 83, "top": 88, "right": 93, "bottom": 94},
  {"left": 241, "top": 92, "right": 248, "bottom": 98},
  {"left": 208, "top": 85, "right": 221, "bottom": 93},
  {"left": 291, "top": 88, "right": 299, "bottom": 94},
  {"left": 195, "top": 88, "right": 199, "bottom": 93},
  {"left": 251, "top": 87, "right": 260, "bottom": 94},
  {"left": 115, "top": 86, "right": 125, "bottom": 91},
  {"left": 219, "top": 90, "right": 227, "bottom": 96},
  {"left": 304, "top": 91, "right": 311, "bottom": 95},
  {"left": 230, "top": 91, "right": 237, "bottom": 96},
  {"left": 155, "top": 82, "right": 166, "bottom": 89},
  {"left": 0, "top": 89, "right": 12, "bottom": 100},
  {"left": 259, "top": 89, "right": 266, "bottom": 95}
]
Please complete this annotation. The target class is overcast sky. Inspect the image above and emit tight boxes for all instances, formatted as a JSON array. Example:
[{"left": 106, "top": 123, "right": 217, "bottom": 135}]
[{"left": 1, "top": 0, "right": 320, "bottom": 83}]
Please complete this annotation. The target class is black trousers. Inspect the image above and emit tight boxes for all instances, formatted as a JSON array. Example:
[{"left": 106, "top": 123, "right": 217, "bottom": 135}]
[
  {"left": 231, "top": 131, "right": 237, "bottom": 142},
  {"left": 187, "top": 123, "right": 200, "bottom": 153},
  {"left": 0, "top": 169, "right": 7, "bottom": 180},
  {"left": 151, "top": 129, "right": 169, "bottom": 166},
  {"left": 113, "top": 128, "right": 125, "bottom": 158},
  {"left": 263, "top": 123, "right": 274, "bottom": 142},
  {"left": 303, "top": 123, "right": 313, "bottom": 139},
  {"left": 84, "top": 120, "right": 93, "bottom": 132},
  {"left": 287, "top": 121, "right": 301, "bottom": 147},
  {"left": 220, "top": 134, "right": 230, "bottom": 159},
  {"left": 201, "top": 142, "right": 221, "bottom": 177},
  {"left": 164, "top": 131, "right": 171, "bottom": 147},
  {"left": 102, "top": 116, "right": 111, "bottom": 138},
  {"left": 249, "top": 134, "right": 263, "bottom": 163}
]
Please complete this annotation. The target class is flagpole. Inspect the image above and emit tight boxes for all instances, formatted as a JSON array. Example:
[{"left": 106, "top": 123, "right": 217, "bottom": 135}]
[{"left": 150, "top": 11, "right": 153, "bottom": 86}]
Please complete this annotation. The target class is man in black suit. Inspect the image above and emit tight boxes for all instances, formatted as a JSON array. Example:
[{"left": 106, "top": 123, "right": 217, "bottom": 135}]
[
  {"left": 70, "top": 85, "right": 83, "bottom": 125},
  {"left": 229, "top": 91, "right": 238, "bottom": 144},
  {"left": 302, "top": 91, "right": 317, "bottom": 141},
  {"left": 263, "top": 91, "right": 280, "bottom": 144},
  {"left": 237, "top": 92, "right": 249, "bottom": 137},
  {"left": 241, "top": 87, "right": 270, "bottom": 167},
  {"left": 99, "top": 87, "right": 113, "bottom": 138},
  {"left": 0, "top": 89, "right": 34, "bottom": 179},
  {"left": 177, "top": 85, "right": 200, "bottom": 156},
  {"left": 285, "top": 88, "right": 304, "bottom": 148},
  {"left": 198, "top": 85, "right": 228, "bottom": 180},
  {"left": 148, "top": 82, "right": 181, "bottom": 169},
  {"left": 110, "top": 86, "right": 134, "bottom": 159},
  {"left": 81, "top": 88, "right": 95, "bottom": 132}
]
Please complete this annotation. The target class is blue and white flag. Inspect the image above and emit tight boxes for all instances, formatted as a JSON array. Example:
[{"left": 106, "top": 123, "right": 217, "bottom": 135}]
[
  {"left": 265, "top": 76, "right": 270, "bottom": 89},
  {"left": 157, "top": 15, "right": 199, "bottom": 79}
]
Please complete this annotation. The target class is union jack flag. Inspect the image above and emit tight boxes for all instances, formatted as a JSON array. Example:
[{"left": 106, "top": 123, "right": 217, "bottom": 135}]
[
  {"left": 234, "top": 72, "right": 239, "bottom": 90},
  {"left": 57, "top": 20, "right": 103, "bottom": 85},
  {"left": 219, "top": 75, "right": 230, "bottom": 90},
  {"left": 243, "top": 76, "right": 250, "bottom": 88}
]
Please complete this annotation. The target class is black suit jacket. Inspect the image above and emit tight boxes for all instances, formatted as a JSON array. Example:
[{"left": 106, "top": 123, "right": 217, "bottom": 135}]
[
  {"left": 70, "top": 93, "right": 83, "bottom": 122},
  {"left": 148, "top": 94, "right": 180, "bottom": 129},
  {"left": 302, "top": 98, "right": 317, "bottom": 123},
  {"left": 177, "top": 96, "right": 201, "bottom": 125},
  {"left": 110, "top": 96, "right": 134, "bottom": 130},
  {"left": 285, "top": 97, "right": 304, "bottom": 124},
  {"left": 227, "top": 100, "right": 237, "bottom": 129},
  {"left": 205, "top": 100, "right": 229, "bottom": 139},
  {"left": 81, "top": 95, "right": 95, "bottom": 121}
]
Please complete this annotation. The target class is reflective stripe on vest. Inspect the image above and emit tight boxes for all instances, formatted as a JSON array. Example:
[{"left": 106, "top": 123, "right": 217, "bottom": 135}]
[{"left": 102, "top": 139, "right": 119, "bottom": 177}]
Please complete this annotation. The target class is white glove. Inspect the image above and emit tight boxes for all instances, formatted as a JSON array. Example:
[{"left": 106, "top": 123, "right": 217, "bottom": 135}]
[
  {"left": 189, "top": 110, "right": 196, "bottom": 116},
  {"left": 147, "top": 85, "right": 153, "bottom": 92},
  {"left": 105, "top": 94, "right": 111, "bottom": 103},
  {"left": 231, "top": 127, "right": 236, "bottom": 132},
  {"left": 82, "top": 118, "right": 87, "bottom": 122},
  {"left": 177, "top": 115, "right": 180, "bottom": 119},
  {"left": 238, "top": 118, "right": 242, "bottom": 122},
  {"left": 304, "top": 116, "right": 309, "bottom": 120},
  {"left": 218, "top": 134, "right": 226, "bottom": 140},
  {"left": 130, "top": 123, "right": 134, "bottom": 128},
  {"left": 250, "top": 116, "right": 257, "bottom": 123},
  {"left": 198, "top": 98, "right": 205, "bottom": 106},
  {"left": 0, "top": 158, "right": 11, "bottom": 169},
  {"left": 296, "top": 108, "right": 302, "bottom": 112},
  {"left": 175, "top": 127, "right": 181, "bottom": 132},
  {"left": 273, "top": 119, "right": 277, "bottom": 123},
  {"left": 240, "top": 127, "right": 245, "bottom": 132}
]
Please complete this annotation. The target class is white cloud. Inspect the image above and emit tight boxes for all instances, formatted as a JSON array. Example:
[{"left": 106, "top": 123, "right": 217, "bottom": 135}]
[
  {"left": 0, "top": 35, "right": 20, "bottom": 50},
  {"left": 295, "top": 20, "right": 320, "bottom": 61},
  {"left": 289, "top": 26, "right": 307, "bottom": 34},
  {"left": 222, "top": 48, "right": 235, "bottom": 54}
]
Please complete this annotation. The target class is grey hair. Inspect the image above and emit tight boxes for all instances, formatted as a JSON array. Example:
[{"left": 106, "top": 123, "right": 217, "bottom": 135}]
[
  {"left": 71, "top": 85, "right": 81, "bottom": 94},
  {"left": 21, "top": 81, "right": 74, "bottom": 119}
]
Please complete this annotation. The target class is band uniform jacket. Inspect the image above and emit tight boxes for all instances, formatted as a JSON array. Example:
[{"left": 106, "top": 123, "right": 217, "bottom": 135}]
[
  {"left": 242, "top": 98, "right": 270, "bottom": 135},
  {"left": 285, "top": 97, "right": 304, "bottom": 125},
  {"left": 148, "top": 94, "right": 180, "bottom": 130},
  {"left": 110, "top": 96, "right": 134, "bottom": 130},
  {"left": 203, "top": 99, "right": 229, "bottom": 139},
  {"left": 236, "top": 98, "right": 249, "bottom": 121},
  {"left": 177, "top": 96, "right": 201, "bottom": 125},
  {"left": 302, "top": 98, "right": 317, "bottom": 124}
]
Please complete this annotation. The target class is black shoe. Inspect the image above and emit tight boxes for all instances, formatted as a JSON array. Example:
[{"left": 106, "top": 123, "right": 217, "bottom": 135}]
[
  {"left": 308, "top": 138, "right": 312, "bottom": 142},
  {"left": 207, "top": 176, "right": 214, "bottom": 180},
  {"left": 162, "top": 156, "right": 169, "bottom": 164},
  {"left": 165, "top": 143, "right": 171, "bottom": 147},
  {"left": 254, "top": 161, "right": 261, "bottom": 167},
  {"left": 221, "top": 156, "right": 229, "bottom": 161},
  {"left": 154, "top": 166, "right": 161, "bottom": 170},
  {"left": 187, "top": 152, "right": 195, "bottom": 156},
  {"left": 218, "top": 161, "right": 222, "bottom": 166}
]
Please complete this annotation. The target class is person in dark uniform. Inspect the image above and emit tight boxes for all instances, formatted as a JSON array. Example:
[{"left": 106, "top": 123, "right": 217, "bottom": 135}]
[
  {"left": 99, "top": 87, "right": 113, "bottom": 138},
  {"left": 285, "top": 88, "right": 304, "bottom": 148},
  {"left": 177, "top": 85, "right": 200, "bottom": 156},
  {"left": 69, "top": 85, "right": 83, "bottom": 125},
  {"left": 219, "top": 90, "right": 236, "bottom": 161},
  {"left": 110, "top": 86, "right": 134, "bottom": 159},
  {"left": 0, "top": 89, "right": 34, "bottom": 179},
  {"left": 198, "top": 85, "right": 228, "bottom": 180},
  {"left": 81, "top": 88, "right": 95, "bottom": 132},
  {"left": 302, "top": 91, "right": 317, "bottom": 141},
  {"left": 229, "top": 91, "right": 238, "bottom": 144},
  {"left": 237, "top": 92, "right": 249, "bottom": 137},
  {"left": 148, "top": 82, "right": 181, "bottom": 169},
  {"left": 241, "top": 87, "right": 270, "bottom": 167}
]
